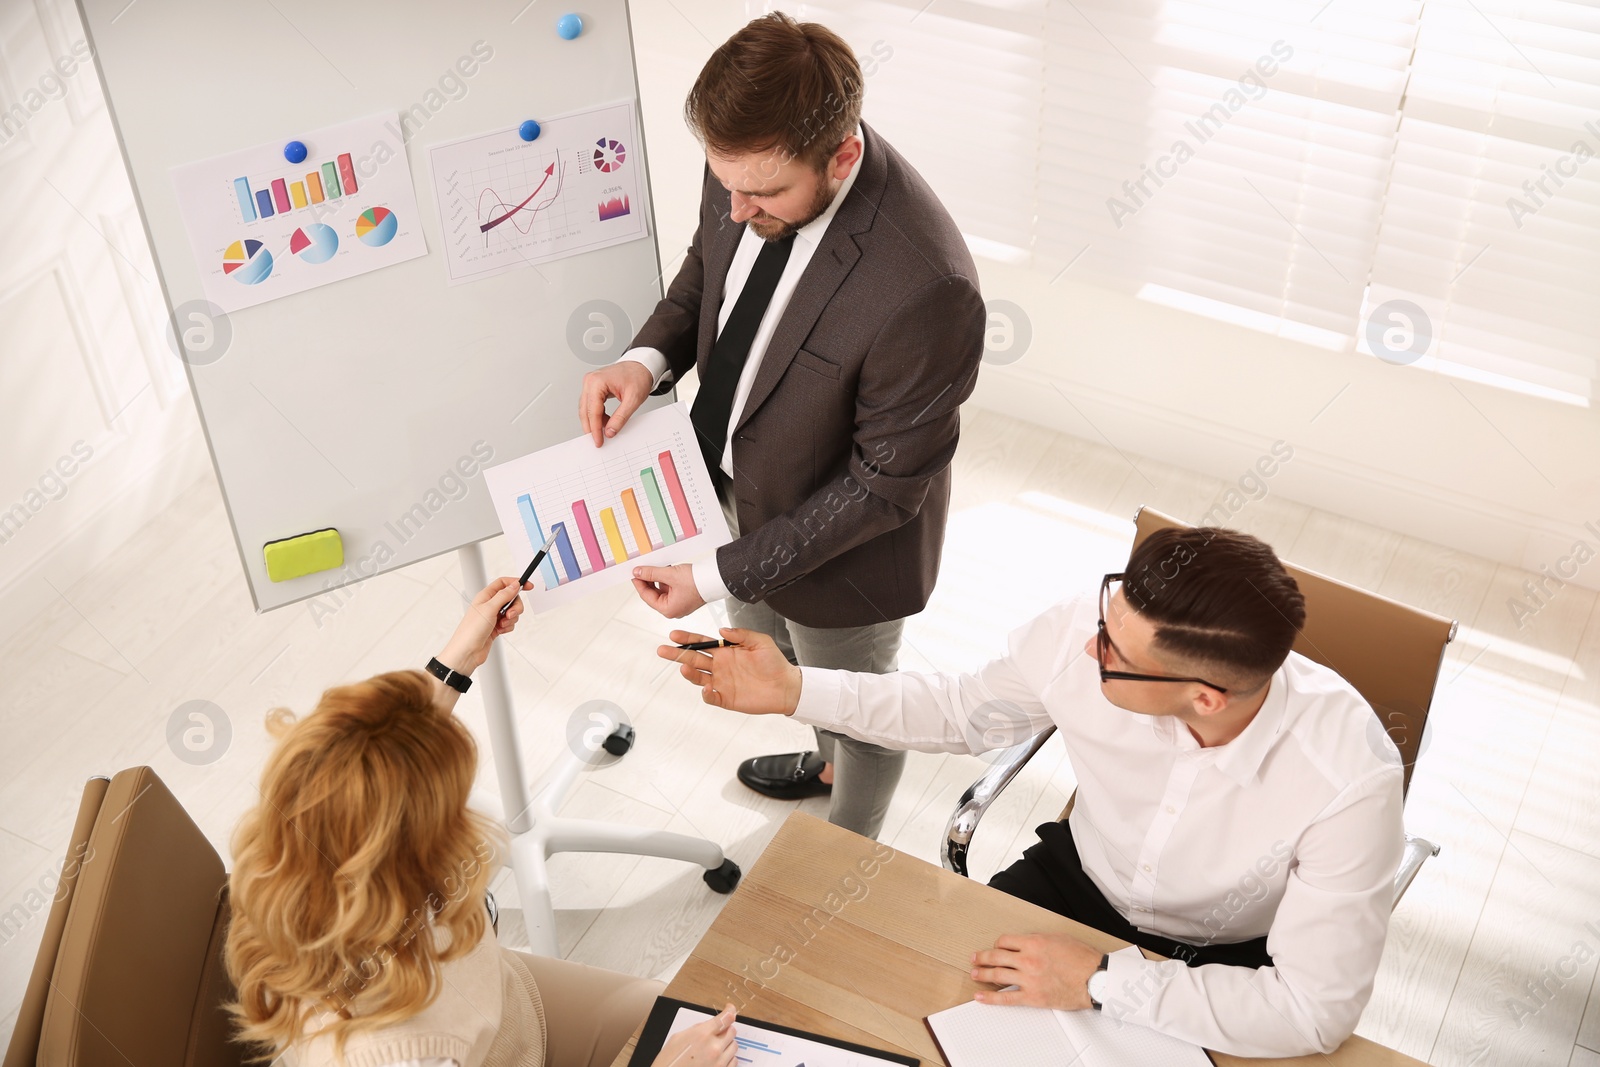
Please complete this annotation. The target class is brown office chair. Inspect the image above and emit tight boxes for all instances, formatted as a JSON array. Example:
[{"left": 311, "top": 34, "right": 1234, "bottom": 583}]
[
  {"left": 943, "top": 506, "right": 1454, "bottom": 908},
  {"left": 4, "top": 766, "right": 246, "bottom": 1067}
]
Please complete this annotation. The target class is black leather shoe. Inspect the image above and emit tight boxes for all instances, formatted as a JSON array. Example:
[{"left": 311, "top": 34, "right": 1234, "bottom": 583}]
[{"left": 737, "top": 751, "right": 832, "bottom": 800}]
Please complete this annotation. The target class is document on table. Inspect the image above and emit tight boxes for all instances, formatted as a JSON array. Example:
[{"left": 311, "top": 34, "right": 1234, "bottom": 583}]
[
  {"left": 630, "top": 999, "right": 919, "bottom": 1066},
  {"left": 925, "top": 947, "right": 1211, "bottom": 1067}
]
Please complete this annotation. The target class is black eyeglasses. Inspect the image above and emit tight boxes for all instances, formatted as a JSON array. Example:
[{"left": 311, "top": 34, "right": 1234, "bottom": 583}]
[{"left": 1096, "top": 573, "right": 1228, "bottom": 693}]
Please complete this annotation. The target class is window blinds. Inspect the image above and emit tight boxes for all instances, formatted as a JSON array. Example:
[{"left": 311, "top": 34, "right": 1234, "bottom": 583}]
[{"left": 781, "top": 0, "right": 1595, "bottom": 403}]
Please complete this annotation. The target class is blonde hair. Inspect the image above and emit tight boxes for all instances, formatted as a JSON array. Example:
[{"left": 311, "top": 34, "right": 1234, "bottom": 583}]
[{"left": 225, "top": 670, "right": 504, "bottom": 1060}]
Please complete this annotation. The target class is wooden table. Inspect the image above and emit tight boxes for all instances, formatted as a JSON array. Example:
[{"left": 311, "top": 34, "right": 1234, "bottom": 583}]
[{"left": 611, "top": 812, "right": 1429, "bottom": 1067}]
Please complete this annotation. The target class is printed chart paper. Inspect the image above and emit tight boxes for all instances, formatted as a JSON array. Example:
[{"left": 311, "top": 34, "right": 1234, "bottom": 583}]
[
  {"left": 482, "top": 402, "right": 729, "bottom": 613},
  {"left": 661, "top": 1006, "right": 911, "bottom": 1067},
  {"left": 926, "top": 948, "right": 1211, "bottom": 1067},
  {"left": 426, "top": 99, "right": 649, "bottom": 285},
  {"left": 169, "top": 112, "right": 427, "bottom": 312}
]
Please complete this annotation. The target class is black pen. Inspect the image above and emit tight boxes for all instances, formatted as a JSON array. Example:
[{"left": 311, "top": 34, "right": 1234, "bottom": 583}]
[
  {"left": 500, "top": 529, "right": 561, "bottom": 617},
  {"left": 676, "top": 639, "right": 735, "bottom": 651}
]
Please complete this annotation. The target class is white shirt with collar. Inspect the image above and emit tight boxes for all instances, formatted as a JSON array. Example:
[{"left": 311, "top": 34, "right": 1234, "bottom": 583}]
[
  {"left": 790, "top": 592, "right": 1405, "bottom": 1059},
  {"left": 618, "top": 134, "right": 866, "bottom": 605}
]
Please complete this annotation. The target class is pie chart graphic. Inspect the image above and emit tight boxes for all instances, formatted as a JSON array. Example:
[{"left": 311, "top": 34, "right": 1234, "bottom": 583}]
[
  {"left": 593, "top": 137, "right": 626, "bottom": 173},
  {"left": 289, "top": 222, "right": 339, "bottom": 264},
  {"left": 355, "top": 206, "right": 398, "bottom": 247},
  {"left": 222, "top": 239, "right": 272, "bottom": 284}
]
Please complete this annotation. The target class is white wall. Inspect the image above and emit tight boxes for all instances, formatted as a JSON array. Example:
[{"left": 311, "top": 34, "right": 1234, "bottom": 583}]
[
  {"left": 631, "top": 0, "right": 1600, "bottom": 591},
  {"left": 968, "top": 260, "right": 1600, "bottom": 589}
]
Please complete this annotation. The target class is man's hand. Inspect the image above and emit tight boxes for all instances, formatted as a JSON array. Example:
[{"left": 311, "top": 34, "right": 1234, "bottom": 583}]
[
  {"left": 657, "top": 627, "right": 802, "bottom": 715},
  {"left": 632, "top": 563, "right": 705, "bottom": 619},
  {"left": 970, "top": 933, "right": 1106, "bottom": 1011},
  {"left": 579, "top": 360, "right": 654, "bottom": 446}
]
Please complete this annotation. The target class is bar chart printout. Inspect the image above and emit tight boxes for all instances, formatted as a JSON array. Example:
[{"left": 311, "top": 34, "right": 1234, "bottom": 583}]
[
  {"left": 482, "top": 402, "right": 731, "bottom": 613},
  {"left": 170, "top": 111, "right": 427, "bottom": 313}
]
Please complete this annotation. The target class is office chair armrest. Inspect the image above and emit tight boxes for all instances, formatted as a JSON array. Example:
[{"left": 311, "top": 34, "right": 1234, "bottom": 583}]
[
  {"left": 942, "top": 727, "right": 1058, "bottom": 877},
  {"left": 1393, "top": 832, "right": 1440, "bottom": 908}
]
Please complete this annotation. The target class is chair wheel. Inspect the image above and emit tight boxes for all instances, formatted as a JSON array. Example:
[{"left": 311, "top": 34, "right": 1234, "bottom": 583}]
[
  {"left": 603, "top": 723, "right": 636, "bottom": 756},
  {"left": 703, "top": 859, "right": 741, "bottom": 894}
]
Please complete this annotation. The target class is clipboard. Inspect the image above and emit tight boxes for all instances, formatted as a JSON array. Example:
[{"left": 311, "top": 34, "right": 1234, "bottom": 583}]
[{"left": 627, "top": 996, "right": 920, "bottom": 1066}]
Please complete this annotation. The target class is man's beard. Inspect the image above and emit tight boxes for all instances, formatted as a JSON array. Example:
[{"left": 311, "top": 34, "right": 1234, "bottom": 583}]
[{"left": 748, "top": 175, "right": 839, "bottom": 241}]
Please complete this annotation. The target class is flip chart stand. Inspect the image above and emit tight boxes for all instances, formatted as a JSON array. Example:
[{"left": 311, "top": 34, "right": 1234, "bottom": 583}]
[{"left": 458, "top": 541, "right": 741, "bottom": 956}]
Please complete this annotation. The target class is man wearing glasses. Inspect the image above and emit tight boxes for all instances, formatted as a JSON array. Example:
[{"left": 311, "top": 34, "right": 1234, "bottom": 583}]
[{"left": 656, "top": 526, "right": 1405, "bottom": 1059}]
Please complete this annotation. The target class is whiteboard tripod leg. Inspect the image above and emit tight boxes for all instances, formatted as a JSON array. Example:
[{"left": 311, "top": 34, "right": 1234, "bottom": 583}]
[
  {"left": 455, "top": 542, "right": 741, "bottom": 955},
  {"left": 508, "top": 829, "right": 558, "bottom": 957},
  {"left": 545, "top": 819, "right": 726, "bottom": 869},
  {"left": 458, "top": 542, "right": 534, "bottom": 833}
]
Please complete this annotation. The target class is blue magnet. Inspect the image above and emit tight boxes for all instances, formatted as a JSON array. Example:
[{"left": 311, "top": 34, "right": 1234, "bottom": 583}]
[
  {"left": 519, "top": 119, "right": 542, "bottom": 142},
  {"left": 557, "top": 13, "right": 583, "bottom": 39},
  {"left": 284, "top": 140, "right": 307, "bottom": 164}
]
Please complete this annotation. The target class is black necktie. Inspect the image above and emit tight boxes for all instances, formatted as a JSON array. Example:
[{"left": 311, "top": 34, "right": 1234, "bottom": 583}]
[{"left": 691, "top": 234, "right": 796, "bottom": 479}]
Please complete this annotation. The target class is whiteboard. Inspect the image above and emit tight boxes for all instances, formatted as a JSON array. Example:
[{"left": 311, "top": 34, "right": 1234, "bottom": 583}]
[{"left": 78, "top": 0, "right": 667, "bottom": 611}]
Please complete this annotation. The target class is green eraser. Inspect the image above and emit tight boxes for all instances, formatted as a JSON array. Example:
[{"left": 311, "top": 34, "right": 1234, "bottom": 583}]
[{"left": 263, "top": 528, "right": 344, "bottom": 583}]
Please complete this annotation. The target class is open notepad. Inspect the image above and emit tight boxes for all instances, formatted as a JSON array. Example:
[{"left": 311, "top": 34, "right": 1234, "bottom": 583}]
[{"left": 925, "top": 948, "right": 1212, "bottom": 1067}]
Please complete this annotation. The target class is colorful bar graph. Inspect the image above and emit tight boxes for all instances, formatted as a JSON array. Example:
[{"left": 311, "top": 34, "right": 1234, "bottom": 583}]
[
  {"left": 516, "top": 494, "right": 562, "bottom": 590},
  {"left": 234, "top": 177, "right": 257, "bottom": 222},
  {"left": 509, "top": 444, "right": 711, "bottom": 598},
  {"left": 620, "top": 489, "right": 653, "bottom": 555},
  {"left": 599, "top": 508, "right": 629, "bottom": 564},
  {"left": 658, "top": 451, "right": 698, "bottom": 537},
  {"left": 550, "top": 522, "right": 581, "bottom": 582},
  {"left": 640, "top": 469, "right": 677, "bottom": 546},
  {"left": 337, "top": 152, "right": 359, "bottom": 195},
  {"left": 572, "top": 501, "right": 606, "bottom": 572},
  {"left": 233, "top": 146, "right": 364, "bottom": 227}
]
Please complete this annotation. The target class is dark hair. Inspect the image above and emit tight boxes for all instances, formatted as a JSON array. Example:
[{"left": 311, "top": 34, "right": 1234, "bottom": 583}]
[
  {"left": 1123, "top": 527, "right": 1305, "bottom": 689},
  {"left": 685, "top": 12, "right": 863, "bottom": 172}
]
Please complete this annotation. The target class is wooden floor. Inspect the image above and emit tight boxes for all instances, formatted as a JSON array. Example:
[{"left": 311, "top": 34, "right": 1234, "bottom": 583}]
[{"left": 1, "top": 408, "right": 1596, "bottom": 1065}]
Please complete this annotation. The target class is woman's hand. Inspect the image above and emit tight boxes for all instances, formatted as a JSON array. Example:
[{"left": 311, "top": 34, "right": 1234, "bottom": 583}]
[
  {"left": 436, "top": 577, "right": 527, "bottom": 677},
  {"left": 651, "top": 1004, "right": 737, "bottom": 1067},
  {"left": 657, "top": 628, "right": 802, "bottom": 715}
]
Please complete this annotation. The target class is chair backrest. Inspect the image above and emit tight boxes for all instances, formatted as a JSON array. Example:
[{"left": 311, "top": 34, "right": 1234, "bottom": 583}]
[
  {"left": 4, "top": 766, "right": 246, "bottom": 1067},
  {"left": 1133, "top": 507, "right": 1456, "bottom": 796}
]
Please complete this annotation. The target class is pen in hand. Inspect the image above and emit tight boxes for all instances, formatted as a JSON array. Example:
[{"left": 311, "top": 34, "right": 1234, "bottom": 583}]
[
  {"left": 676, "top": 639, "right": 735, "bottom": 651},
  {"left": 500, "top": 529, "right": 561, "bottom": 617}
]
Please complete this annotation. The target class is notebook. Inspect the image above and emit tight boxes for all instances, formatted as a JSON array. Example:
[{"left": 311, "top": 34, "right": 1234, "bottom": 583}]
[{"left": 924, "top": 948, "right": 1212, "bottom": 1067}]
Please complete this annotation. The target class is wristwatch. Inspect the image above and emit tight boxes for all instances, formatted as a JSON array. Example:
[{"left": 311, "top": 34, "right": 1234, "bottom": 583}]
[
  {"left": 1086, "top": 953, "right": 1110, "bottom": 1010},
  {"left": 426, "top": 657, "right": 472, "bottom": 693}
]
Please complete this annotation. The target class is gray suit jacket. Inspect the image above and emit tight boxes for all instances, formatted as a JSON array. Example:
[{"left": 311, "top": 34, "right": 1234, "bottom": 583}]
[{"left": 632, "top": 123, "right": 985, "bottom": 628}]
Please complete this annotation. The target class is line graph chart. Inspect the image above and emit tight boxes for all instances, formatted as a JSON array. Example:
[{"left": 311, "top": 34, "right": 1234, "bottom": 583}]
[
  {"left": 428, "top": 99, "right": 649, "bottom": 285},
  {"left": 478, "top": 159, "right": 564, "bottom": 234}
]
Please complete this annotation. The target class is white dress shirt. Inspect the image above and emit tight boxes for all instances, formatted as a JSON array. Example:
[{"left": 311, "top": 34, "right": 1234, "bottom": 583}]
[
  {"left": 791, "top": 593, "right": 1405, "bottom": 1058},
  {"left": 620, "top": 135, "right": 866, "bottom": 605}
]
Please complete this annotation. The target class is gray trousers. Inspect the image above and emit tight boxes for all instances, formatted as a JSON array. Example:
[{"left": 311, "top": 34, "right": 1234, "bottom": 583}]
[{"left": 717, "top": 482, "right": 907, "bottom": 840}]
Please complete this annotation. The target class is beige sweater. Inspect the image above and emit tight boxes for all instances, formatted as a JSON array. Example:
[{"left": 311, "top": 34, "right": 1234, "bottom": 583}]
[{"left": 285, "top": 927, "right": 545, "bottom": 1067}]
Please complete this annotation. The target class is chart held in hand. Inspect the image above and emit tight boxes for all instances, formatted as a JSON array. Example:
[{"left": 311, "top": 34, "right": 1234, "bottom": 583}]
[{"left": 483, "top": 402, "right": 731, "bottom": 612}]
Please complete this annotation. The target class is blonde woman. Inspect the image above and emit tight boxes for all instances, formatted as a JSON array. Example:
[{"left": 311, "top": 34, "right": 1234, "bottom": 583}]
[{"left": 226, "top": 576, "right": 736, "bottom": 1067}]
